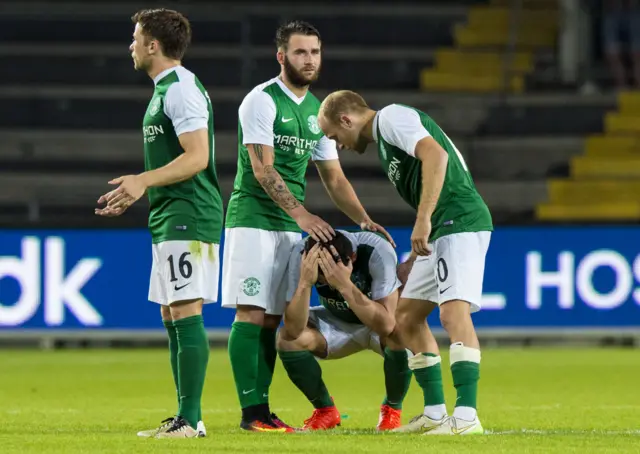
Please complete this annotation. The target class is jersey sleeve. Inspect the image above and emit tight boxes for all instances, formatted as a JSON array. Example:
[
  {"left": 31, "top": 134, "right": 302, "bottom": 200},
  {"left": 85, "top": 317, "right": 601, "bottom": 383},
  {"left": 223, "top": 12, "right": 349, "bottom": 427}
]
[
  {"left": 238, "top": 90, "right": 276, "bottom": 147},
  {"left": 368, "top": 240, "right": 402, "bottom": 301},
  {"left": 378, "top": 104, "right": 431, "bottom": 157},
  {"left": 311, "top": 135, "right": 339, "bottom": 161},
  {"left": 285, "top": 240, "right": 306, "bottom": 302},
  {"left": 163, "top": 82, "right": 209, "bottom": 136}
]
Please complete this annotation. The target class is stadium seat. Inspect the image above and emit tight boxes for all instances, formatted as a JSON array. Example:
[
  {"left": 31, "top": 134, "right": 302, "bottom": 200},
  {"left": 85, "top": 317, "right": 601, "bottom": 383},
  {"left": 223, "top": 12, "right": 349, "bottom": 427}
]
[
  {"left": 570, "top": 157, "right": 640, "bottom": 178},
  {"left": 536, "top": 202, "right": 640, "bottom": 221},
  {"left": 419, "top": 4, "right": 557, "bottom": 93},
  {"left": 585, "top": 135, "right": 640, "bottom": 157}
]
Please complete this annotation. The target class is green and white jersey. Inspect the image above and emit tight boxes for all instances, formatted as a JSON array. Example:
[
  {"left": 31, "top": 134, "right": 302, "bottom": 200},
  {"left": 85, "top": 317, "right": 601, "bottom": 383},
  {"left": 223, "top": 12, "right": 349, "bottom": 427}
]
[
  {"left": 373, "top": 104, "right": 493, "bottom": 241},
  {"left": 286, "top": 231, "right": 401, "bottom": 324},
  {"left": 225, "top": 77, "right": 338, "bottom": 232},
  {"left": 143, "top": 65, "right": 223, "bottom": 244}
]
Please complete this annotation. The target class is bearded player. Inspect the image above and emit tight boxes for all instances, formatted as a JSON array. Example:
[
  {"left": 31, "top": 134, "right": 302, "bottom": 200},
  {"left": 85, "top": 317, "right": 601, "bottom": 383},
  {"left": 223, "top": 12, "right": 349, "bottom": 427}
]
[
  {"left": 222, "top": 21, "right": 393, "bottom": 432},
  {"left": 96, "top": 9, "right": 223, "bottom": 439},
  {"left": 278, "top": 231, "right": 411, "bottom": 431},
  {"left": 317, "top": 91, "right": 493, "bottom": 435}
]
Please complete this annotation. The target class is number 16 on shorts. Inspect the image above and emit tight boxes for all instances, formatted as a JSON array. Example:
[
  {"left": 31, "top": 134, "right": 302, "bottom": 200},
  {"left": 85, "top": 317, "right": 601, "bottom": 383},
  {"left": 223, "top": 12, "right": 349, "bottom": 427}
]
[{"left": 148, "top": 240, "right": 220, "bottom": 306}]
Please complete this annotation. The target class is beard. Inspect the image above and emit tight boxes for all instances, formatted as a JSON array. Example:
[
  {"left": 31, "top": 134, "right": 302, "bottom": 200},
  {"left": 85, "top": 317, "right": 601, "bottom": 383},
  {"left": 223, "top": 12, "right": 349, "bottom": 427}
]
[{"left": 283, "top": 55, "right": 321, "bottom": 88}]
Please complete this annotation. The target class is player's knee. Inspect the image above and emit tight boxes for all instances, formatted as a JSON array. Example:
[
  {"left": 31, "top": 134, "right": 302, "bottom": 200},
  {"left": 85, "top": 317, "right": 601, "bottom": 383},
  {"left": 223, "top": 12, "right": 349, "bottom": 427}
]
[
  {"left": 439, "top": 299, "right": 472, "bottom": 334},
  {"left": 276, "top": 329, "right": 309, "bottom": 352},
  {"left": 234, "top": 305, "right": 266, "bottom": 325},
  {"left": 263, "top": 314, "right": 282, "bottom": 330},
  {"left": 169, "top": 298, "right": 203, "bottom": 320},
  {"left": 160, "top": 305, "right": 172, "bottom": 321}
]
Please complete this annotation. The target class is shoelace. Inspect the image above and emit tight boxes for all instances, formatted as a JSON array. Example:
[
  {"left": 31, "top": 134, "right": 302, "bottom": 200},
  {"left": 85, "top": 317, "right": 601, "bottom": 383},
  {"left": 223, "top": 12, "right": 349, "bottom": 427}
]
[{"left": 166, "top": 418, "right": 189, "bottom": 433}]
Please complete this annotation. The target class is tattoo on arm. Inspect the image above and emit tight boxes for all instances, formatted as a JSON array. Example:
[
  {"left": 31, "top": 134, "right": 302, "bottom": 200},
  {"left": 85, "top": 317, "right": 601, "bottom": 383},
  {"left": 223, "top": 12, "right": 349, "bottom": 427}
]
[
  {"left": 260, "top": 165, "right": 301, "bottom": 212},
  {"left": 253, "top": 144, "right": 264, "bottom": 163}
]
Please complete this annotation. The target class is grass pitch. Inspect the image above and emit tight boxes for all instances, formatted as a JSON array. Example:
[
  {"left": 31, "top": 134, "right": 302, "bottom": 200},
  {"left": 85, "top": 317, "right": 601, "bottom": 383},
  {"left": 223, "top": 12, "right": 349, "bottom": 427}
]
[{"left": 1, "top": 347, "right": 638, "bottom": 453}]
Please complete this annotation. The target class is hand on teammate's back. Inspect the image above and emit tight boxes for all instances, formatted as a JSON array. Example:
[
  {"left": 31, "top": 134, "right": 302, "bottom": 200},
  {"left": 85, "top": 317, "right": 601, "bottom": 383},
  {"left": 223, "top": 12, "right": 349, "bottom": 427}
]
[
  {"left": 299, "top": 244, "right": 321, "bottom": 287},
  {"left": 410, "top": 217, "right": 433, "bottom": 256},
  {"left": 317, "top": 246, "right": 353, "bottom": 293},
  {"left": 360, "top": 217, "right": 396, "bottom": 247},
  {"left": 296, "top": 210, "right": 335, "bottom": 242}
]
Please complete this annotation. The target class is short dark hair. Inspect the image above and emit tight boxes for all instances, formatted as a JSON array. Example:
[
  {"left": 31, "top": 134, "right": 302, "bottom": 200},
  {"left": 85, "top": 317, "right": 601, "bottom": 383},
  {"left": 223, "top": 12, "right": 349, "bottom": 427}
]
[
  {"left": 275, "top": 20, "right": 321, "bottom": 50},
  {"left": 132, "top": 8, "right": 192, "bottom": 60},
  {"left": 304, "top": 231, "right": 353, "bottom": 265}
]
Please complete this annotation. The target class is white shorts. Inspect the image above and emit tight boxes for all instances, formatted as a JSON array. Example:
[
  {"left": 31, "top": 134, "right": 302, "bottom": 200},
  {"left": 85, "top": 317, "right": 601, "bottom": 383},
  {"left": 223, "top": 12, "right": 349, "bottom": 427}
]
[
  {"left": 401, "top": 231, "right": 491, "bottom": 312},
  {"left": 221, "top": 227, "right": 302, "bottom": 315},
  {"left": 148, "top": 240, "right": 220, "bottom": 306},
  {"left": 309, "top": 306, "right": 383, "bottom": 360}
]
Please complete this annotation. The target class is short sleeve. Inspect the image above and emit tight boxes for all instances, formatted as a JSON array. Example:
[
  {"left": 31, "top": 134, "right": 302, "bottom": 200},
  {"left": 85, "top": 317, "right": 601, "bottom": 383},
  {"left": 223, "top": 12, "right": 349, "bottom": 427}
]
[
  {"left": 311, "top": 135, "right": 339, "bottom": 161},
  {"left": 285, "top": 241, "right": 306, "bottom": 302},
  {"left": 378, "top": 104, "right": 431, "bottom": 157},
  {"left": 163, "top": 82, "right": 209, "bottom": 136},
  {"left": 368, "top": 240, "right": 402, "bottom": 301},
  {"left": 238, "top": 90, "right": 277, "bottom": 147}
]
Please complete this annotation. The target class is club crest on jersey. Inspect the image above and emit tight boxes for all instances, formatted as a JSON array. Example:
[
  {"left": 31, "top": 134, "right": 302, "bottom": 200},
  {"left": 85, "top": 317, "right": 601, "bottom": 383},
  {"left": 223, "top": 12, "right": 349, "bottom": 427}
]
[
  {"left": 149, "top": 96, "right": 162, "bottom": 117},
  {"left": 307, "top": 115, "right": 321, "bottom": 134}
]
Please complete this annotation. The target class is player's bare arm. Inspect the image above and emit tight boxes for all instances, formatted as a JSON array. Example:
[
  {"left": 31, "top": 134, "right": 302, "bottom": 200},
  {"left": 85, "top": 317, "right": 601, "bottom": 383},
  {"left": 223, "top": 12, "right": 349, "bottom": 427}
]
[
  {"left": 411, "top": 137, "right": 448, "bottom": 256},
  {"left": 282, "top": 244, "right": 321, "bottom": 340},
  {"left": 318, "top": 246, "right": 396, "bottom": 338},
  {"left": 315, "top": 159, "right": 396, "bottom": 247},
  {"left": 96, "top": 128, "right": 209, "bottom": 215},
  {"left": 247, "top": 143, "right": 334, "bottom": 242}
]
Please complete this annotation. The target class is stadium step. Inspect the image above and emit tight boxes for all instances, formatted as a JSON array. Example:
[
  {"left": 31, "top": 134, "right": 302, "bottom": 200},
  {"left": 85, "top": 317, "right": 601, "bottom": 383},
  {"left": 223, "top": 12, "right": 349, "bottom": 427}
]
[
  {"left": 420, "top": 4, "right": 557, "bottom": 93},
  {"left": 571, "top": 156, "right": 640, "bottom": 178},
  {"left": 434, "top": 49, "right": 534, "bottom": 74},
  {"left": 420, "top": 69, "right": 524, "bottom": 93},
  {"left": 617, "top": 90, "right": 640, "bottom": 114},
  {"left": 467, "top": 7, "right": 557, "bottom": 31},
  {"left": 585, "top": 135, "right": 640, "bottom": 157},
  {"left": 454, "top": 24, "right": 556, "bottom": 48},
  {"left": 604, "top": 112, "right": 640, "bottom": 134},
  {"left": 547, "top": 179, "right": 640, "bottom": 204},
  {"left": 489, "top": 0, "right": 559, "bottom": 7},
  {"left": 536, "top": 202, "right": 640, "bottom": 221}
]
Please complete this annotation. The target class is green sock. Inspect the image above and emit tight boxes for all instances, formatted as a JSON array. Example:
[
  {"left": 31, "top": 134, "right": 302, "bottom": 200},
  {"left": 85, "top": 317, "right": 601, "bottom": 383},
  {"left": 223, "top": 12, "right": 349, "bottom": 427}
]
[
  {"left": 163, "top": 320, "right": 180, "bottom": 412},
  {"left": 382, "top": 348, "right": 411, "bottom": 410},
  {"left": 279, "top": 350, "right": 333, "bottom": 409},
  {"left": 450, "top": 343, "right": 480, "bottom": 412},
  {"left": 411, "top": 353, "right": 446, "bottom": 407},
  {"left": 228, "top": 321, "right": 261, "bottom": 409},
  {"left": 257, "top": 328, "right": 277, "bottom": 406},
  {"left": 174, "top": 315, "right": 209, "bottom": 428}
]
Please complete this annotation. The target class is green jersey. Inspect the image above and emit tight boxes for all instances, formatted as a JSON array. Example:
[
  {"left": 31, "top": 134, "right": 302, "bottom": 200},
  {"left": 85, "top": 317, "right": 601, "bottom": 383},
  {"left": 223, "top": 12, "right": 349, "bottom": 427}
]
[
  {"left": 374, "top": 104, "right": 493, "bottom": 241},
  {"left": 142, "top": 66, "right": 223, "bottom": 244},
  {"left": 286, "top": 231, "right": 401, "bottom": 324},
  {"left": 225, "top": 77, "right": 338, "bottom": 232}
]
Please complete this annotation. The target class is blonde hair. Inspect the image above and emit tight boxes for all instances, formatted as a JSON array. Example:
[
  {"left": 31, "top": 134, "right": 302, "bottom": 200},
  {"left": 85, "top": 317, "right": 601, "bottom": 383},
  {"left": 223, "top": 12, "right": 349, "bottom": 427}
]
[{"left": 319, "top": 90, "right": 369, "bottom": 124}]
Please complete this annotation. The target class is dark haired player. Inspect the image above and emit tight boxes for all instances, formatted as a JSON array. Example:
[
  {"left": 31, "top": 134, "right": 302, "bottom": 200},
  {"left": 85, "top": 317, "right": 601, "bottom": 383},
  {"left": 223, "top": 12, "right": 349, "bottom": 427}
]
[
  {"left": 277, "top": 231, "right": 410, "bottom": 431},
  {"left": 96, "top": 8, "right": 223, "bottom": 439},
  {"left": 221, "top": 21, "right": 391, "bottom": 432}
]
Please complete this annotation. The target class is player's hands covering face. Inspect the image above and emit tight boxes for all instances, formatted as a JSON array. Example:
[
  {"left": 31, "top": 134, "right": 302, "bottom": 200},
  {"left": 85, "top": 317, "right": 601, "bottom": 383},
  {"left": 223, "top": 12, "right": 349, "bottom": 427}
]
[
  {"left": 95, "top": 175, "right": 147, "bottom": 216},
  {"left": 299, "top": 244, "right": 321, "bottom": 287},
  {"left": 318, "top": 245, "right": 353, "bottom": 293}
]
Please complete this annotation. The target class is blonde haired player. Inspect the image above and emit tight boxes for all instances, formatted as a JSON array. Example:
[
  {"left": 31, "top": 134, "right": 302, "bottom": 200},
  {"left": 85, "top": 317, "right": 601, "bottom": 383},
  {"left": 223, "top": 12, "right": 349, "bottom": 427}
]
[{"left": 317, "top": 90, "right": 493, "bottom": 435}]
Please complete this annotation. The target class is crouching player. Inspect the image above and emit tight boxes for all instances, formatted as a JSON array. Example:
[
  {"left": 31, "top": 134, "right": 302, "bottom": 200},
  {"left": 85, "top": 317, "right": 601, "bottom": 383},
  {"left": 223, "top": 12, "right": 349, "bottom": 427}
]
[{"left": 277, "top": 231, "right": 411, "bottom": 430}]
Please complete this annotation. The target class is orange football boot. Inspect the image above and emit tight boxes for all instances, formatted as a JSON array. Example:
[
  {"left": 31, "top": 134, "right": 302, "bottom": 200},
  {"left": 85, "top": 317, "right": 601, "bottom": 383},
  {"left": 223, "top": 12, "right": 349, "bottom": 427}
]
[
  {"left": 302, "top": 405, "right": 342, "bottom": 431},
  {"left": 377, "top": 405, "right": 402, "bottom": 431}
]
